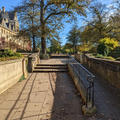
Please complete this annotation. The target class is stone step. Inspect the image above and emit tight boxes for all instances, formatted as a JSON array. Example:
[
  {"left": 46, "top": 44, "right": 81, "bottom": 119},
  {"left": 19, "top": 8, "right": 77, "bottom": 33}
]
[
  {"left": 33, "top": 69, "right": 68, "bottom": 72},
  {"left": 50, "top": 56, "right": 69, "bottom": 58},
  {"left": 36, "top": 64, "right": 67, "bottom": 66},
  {"left": 34, "top": 66, "right": 67, "bottom": 69}
]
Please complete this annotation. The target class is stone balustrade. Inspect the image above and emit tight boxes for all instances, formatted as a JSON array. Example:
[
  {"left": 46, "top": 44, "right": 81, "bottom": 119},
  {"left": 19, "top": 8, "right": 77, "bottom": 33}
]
[
  {"left": 0, "top": 58, "right": 27, "bottom": 94},
  {"left": 75, "top": 54, "right": 120, "bottom": 89},
  {"left": 28, "top": 52, "right": 40, "bottom": 72},
  {"left": 0, "top": 52, "right": 40, "bottom": 94}
]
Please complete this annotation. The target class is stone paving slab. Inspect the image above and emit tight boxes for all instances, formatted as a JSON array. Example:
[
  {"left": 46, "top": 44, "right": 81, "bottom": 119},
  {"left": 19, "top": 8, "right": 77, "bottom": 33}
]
[{"left": 39, "top": 58, "right": 68, "bottom": 64}]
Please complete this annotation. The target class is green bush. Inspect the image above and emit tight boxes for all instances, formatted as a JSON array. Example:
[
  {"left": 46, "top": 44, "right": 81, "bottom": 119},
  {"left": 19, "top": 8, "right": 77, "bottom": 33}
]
[
  {"left": 97, "top": 43, "right": 109, "bottom": 56},
  {"left": 0, "top": 49, "right": 23, "bottom": 61},
  {"left": 40, "top": 54, "right": 50, "bottom": 59},
  {"left": 103, "top": 56, "right": 115, "bottom": 61},
  {"left": 110, "top": 47, "right": 120, "bottom": 58},
  {"left": 96, "top": 54, "right": 104, "bottom": 58},
  {"left": 89, "top": 46, "right": 97, "bottom": 53},
  {"left": 14, "top": 52, "right": 22, "bottom": 57},
  {"left": 95, "top": 54, "right": 115, "bottom": 60}
]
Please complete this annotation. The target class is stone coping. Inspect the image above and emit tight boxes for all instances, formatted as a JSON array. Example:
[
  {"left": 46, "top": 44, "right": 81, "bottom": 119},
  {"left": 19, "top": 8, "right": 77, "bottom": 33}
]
[
  {"left": 0, "top": 58, "right": 23, "bottom": 65},
  {"left": 76, "top": 54, "right": 120, "bottom": 72},
  {"left": 85, "top": 54, "right": 120, "bottom": 64}
]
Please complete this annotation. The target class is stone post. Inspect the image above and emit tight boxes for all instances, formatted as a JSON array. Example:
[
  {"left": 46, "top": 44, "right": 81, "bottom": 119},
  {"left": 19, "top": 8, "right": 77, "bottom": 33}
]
[
  {"left": 28, "top": 57, "right": 33, "bottom": 72},
  {"left": 22, "top": 58, "right": 28, "bottom": 78}
]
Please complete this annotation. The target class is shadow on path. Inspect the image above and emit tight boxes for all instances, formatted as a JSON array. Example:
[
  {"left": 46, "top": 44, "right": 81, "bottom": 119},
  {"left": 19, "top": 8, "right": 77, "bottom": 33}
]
[
  {"left": 49, "top": 72, "right": 84, "bottom": 120},
  {"left": 5, "top": 73, "right": 33, "bottom": 120},
  {"left": 82, "top": 64, "right": 120, "bottom": 120},
  {"left": 1, "top": 58, "right": 120, "bottom": 120}
]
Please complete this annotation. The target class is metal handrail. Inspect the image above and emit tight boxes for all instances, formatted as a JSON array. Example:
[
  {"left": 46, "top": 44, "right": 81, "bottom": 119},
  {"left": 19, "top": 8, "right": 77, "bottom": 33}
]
[
  {"left": 68, "top": 55, "right": 95, "bottom": 108},
  {"left": 69, "top": 56, "right": 95, "bottom": 77}
]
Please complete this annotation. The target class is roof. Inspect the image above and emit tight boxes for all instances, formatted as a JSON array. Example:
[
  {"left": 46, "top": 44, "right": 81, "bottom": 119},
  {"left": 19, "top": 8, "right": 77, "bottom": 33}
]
[
  {"left": 0, "top": 11, "right": 16, "bottom": 23},
  {"left": 8, "top": 12, "right": 15, "bottom": 20},
  {"left": 0, "top": 7, "right": 19, "bottom": 31}
]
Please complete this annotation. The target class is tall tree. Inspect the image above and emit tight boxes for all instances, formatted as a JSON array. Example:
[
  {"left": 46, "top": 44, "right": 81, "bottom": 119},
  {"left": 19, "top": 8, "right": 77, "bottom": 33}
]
[
  {"left": 50, "top": 38, "right": 61, "bottom": 53},
  {"left": 17, "top": 0, "right": 90, "bottom": 55},
  {"left": 82, "top": 2, "right": 111, "bottom": 43},
  {"left": 66, "top": 25, "right": 81, "bottom": 53},
  {"left": 16, "top": 0, "right": 39, "bottom": 52},
  {"left": 109, "top": 0, "right": 120, "bottom": 40},
  {"left": 63, "top": 43, "right": 73, "bottom": 54}
]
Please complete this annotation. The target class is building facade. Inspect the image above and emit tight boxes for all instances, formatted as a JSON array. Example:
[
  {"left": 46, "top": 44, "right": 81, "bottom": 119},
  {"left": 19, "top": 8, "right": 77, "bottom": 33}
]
[{"left": 0, "top": 7, "right": 31, "bottom": 51}]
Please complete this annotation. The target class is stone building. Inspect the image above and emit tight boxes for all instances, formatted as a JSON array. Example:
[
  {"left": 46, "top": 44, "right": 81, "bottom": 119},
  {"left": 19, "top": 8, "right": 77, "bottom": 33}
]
[{"left": 0, "top": 6, "right": 31, "bottom": 51}]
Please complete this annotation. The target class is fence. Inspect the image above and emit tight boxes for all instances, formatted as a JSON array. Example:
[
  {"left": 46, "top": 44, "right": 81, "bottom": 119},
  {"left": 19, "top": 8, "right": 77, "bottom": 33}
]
[{"left": 68, "top": 56, "right": 95, "bottom": 109}]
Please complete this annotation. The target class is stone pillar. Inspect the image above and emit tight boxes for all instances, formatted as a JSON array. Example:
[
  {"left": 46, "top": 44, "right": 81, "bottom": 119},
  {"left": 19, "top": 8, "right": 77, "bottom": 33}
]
[
  {"left": 2, "top": 6, "right": 5, "bottom": 12},
  {"left": 22, "top": 58, "right": 28, "bottom": 78},
  {"left": 28, "top": 57, "right": 33, "bottom": 72}
]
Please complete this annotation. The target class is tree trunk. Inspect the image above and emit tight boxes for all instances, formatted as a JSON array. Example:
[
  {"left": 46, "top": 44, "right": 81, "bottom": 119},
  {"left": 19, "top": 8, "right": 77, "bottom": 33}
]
[
  {"left": 32, "top": 4, "right": 36, "bottom": 52},
  {"left": 75, "top": 45, "right": 77, "bottom": 54},
  {"left": 40, "top": 0, "right": 46, "bottom": 55},
  {"left": 32, "top": 35, "right": 36, "bottom": 52},
  {"left": 41, "top": 34, "right": 46, "bottom": 54},
  {"left": 73, "top": 42, "right": 75, "bottom": 54}
]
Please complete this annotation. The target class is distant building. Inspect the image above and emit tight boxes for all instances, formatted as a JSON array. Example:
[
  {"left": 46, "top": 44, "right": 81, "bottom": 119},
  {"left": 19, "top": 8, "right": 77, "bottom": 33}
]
[{"left": 0, "top": 6, "right": 31, "bottom": 51}]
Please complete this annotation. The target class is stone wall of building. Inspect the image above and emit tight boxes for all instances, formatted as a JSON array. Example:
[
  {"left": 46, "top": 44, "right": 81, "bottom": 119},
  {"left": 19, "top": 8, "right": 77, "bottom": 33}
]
[
  {"left": 75, "top": 54, "right": 120, "bottom": 89},
  {"left": 0, "top": 6, "right": 31, "bottom": 51}
]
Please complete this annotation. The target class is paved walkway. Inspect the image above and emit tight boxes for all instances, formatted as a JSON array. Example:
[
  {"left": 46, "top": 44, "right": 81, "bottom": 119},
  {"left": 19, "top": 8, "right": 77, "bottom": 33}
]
[
  {"left": 71, "top": 57, "right": 120, "bottom": 120},
  {"left": 39, "top": 58, "right": 68, "bottom": 64},
  {"left": 94, "top": 73, "right": 120, "bottom": 120},
  {"left": 0, "top": 72, "right": 82, "bottom": 120},
  {"left": 0, "top": 58, "right": 86, "bottom": 120},
  {"left": 80, "top": 63, "right": 120, "bottom": 120},
  {"left": 0, "top": 58, "right": 120, "bottom": 120}
]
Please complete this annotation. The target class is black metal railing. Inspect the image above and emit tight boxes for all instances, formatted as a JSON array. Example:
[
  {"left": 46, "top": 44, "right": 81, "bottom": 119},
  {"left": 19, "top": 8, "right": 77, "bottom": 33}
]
[{"left": 68, "top": 56, "right": 95, "bottom": 108}]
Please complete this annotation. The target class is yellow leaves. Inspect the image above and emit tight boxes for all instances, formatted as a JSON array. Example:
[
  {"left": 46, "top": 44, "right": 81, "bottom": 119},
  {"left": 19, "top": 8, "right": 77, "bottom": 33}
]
[
  {"left": 78, "top": 44, "right": 90, "bottom": 52},
  {"left": 99, "top": 37, "right": 119, "bottom": 50},
  {"left": 65, "top": 48, "right": 70, "bottom": 53}
]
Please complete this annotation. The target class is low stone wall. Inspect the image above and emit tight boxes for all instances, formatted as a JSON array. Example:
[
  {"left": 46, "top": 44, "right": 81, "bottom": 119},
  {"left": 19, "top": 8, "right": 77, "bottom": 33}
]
[
  {"left": 0, "top": 58, "right": 27, "bottom": 94},
  {"left": 28, "top": 52, "right": 40, "bottom": 72},
  {"left": 68, "top": 63, "right": 96, "bottom": 115},
  {"left": 75, "top": 54, "right": 120, "bottom": 88},
  {"left": 68, "top": 64, "right": 87, "bottom": 103}
]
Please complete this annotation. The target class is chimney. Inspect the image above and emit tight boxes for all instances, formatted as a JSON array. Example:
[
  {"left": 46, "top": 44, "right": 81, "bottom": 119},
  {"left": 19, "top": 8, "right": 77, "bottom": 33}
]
[
  {"left": 2, "top": 6, "right": 5, "bottom": 12},
  {"left": 14, "top": 11, "right": 17, "bottom": 16}
]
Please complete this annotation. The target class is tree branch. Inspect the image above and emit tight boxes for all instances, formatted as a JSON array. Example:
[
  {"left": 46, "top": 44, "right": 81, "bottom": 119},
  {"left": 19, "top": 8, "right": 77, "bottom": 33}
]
[
  {"left": 44, "top": 2, "right": 55, "bottom": 11},
  {"left": 45, "top": 11, "right": 69, "bottom": 22}
]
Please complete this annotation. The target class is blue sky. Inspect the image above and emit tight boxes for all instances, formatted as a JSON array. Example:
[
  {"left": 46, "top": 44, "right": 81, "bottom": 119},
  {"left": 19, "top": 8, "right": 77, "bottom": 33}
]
[
  {"left": 0, "top": 0, "right": 21, "bottom": 11},
  {"left": 60, "top": 0, "right": 113, "bottom": 45},
  {"left": 0, "top": 0, "right": 113, "bottom": 45}
]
